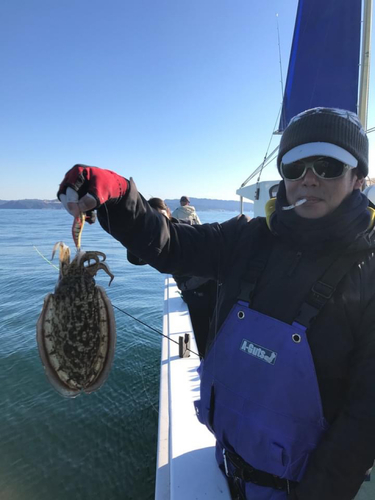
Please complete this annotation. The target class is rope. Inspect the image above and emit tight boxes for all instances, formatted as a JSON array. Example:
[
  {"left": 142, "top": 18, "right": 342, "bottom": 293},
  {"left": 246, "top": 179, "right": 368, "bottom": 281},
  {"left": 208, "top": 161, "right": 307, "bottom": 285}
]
[
  {"left": 239, "top": 14, "right": 285, "bottom": 190},
  {"left": 256, "top": 107, "right": 282, "bottom": 183}
]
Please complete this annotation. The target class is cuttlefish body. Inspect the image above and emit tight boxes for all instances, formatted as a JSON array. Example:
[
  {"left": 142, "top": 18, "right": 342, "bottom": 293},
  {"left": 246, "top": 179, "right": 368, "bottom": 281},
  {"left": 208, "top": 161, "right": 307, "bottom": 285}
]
[{"left": 36, "top": 242, "right": 116, "bottom": 398}]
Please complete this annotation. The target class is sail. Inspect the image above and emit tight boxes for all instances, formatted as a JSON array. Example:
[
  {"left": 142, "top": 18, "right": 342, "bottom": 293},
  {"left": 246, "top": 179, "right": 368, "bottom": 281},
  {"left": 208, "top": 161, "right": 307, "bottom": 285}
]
[{"left": 279, "top": 0, "right": 362, "bottom": 131}]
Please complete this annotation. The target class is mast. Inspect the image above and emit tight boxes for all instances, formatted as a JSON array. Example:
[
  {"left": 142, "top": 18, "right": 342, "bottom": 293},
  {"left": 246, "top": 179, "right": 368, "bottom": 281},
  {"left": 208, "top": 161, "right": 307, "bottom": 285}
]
[{"left": 358, "top": 0, "right": 373, "bottom": 129}]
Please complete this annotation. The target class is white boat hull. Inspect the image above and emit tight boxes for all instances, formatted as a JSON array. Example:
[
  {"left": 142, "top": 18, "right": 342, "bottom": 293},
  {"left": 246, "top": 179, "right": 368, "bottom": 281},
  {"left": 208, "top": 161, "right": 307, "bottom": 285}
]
[{"left": 155, "top": 276, "right": 231, "bottom": 500}]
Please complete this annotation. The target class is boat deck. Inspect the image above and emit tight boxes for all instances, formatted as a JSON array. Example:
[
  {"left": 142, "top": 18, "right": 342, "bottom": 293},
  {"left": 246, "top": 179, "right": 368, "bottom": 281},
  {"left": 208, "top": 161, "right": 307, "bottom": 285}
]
[
  {"left": 356, "top": 479, "right": 374, "bottom": 499},
  {"left": 155, "top": 276, "right": 231, "bottom": 500}
]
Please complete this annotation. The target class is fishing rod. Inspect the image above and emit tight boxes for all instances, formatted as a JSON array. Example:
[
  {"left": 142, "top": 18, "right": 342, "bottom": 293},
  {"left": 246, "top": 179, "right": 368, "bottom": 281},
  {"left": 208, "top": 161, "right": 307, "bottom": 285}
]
[
  {"left": 33, "top": 246, "right": 200, "bottom": 357},
  {"left": 242, "top": 13, "right": 285, "bottom": 190}
]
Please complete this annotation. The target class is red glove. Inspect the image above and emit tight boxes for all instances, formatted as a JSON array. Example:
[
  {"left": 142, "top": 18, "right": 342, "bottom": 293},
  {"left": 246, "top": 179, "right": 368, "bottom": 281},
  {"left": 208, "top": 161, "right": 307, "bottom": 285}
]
[
  {"left": 57, "top": 165, "right": 129, "bottom": 220},
  {"left": 58, "top": 164, "right": 129, "bottom": 206}
]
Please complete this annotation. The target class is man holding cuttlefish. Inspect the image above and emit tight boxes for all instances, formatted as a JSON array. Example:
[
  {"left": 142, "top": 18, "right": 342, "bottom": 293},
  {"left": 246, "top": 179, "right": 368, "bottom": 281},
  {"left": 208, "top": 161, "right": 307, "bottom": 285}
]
[{"left": 57, "top": 107, "right": 375, "bottom": 500}]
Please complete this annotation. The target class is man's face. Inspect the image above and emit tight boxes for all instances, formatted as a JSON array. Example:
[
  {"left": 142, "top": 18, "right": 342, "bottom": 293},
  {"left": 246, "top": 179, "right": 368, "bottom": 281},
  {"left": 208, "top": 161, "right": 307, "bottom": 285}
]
[{"left": 284, "top": 157, "right": 364, "bottom": 219}]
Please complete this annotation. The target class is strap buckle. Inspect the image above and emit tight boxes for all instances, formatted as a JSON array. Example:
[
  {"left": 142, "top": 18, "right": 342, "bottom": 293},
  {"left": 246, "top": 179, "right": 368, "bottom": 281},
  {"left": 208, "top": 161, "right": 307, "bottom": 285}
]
[
  {"left": 223, "top": 448, "right": 230, "bottom": 477},
  {"left": 271, "top": 475, "right": 290, "bottom": 493},
  {"left": 311, "top": 280, "right": 335, "bottom": 300},
  {"left": 222, "top": 449, "right": 297, "bottom": 493}
]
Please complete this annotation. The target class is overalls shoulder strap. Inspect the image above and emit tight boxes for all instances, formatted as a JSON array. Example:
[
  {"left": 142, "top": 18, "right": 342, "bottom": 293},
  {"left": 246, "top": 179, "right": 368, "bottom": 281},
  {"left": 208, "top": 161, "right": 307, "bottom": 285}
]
[
  {"left": 294, "top": 250, "right": 368, "bottom": 329},
  {"left": 237, "top": 222, "right": 274, "bottom": 304}
]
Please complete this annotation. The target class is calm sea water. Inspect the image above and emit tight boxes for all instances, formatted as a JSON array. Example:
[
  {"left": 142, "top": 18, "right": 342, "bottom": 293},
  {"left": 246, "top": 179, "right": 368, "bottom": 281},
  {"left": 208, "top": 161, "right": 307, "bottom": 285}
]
[{"left": 0, "top": 208, "right": 245, "bottom": 500}]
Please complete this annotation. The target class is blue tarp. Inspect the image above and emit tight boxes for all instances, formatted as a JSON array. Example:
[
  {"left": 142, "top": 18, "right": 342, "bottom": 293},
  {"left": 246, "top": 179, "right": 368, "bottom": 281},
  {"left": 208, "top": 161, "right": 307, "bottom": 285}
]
[{"left": 279, "top": 0, "right": 362, "bottom": 131}]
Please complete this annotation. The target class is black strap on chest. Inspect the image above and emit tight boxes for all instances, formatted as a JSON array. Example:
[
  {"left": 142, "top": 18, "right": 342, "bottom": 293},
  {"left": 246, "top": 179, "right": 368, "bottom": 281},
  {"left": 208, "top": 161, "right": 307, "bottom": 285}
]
[
  {"left": 294, "top": 250, "right": 367, "bottom": 328},
  {"left": 237, "top": 226, "right": 274, "bottom": 304},
  {"left": 237, "top": 221, "right": 368, "bottom": 327}
]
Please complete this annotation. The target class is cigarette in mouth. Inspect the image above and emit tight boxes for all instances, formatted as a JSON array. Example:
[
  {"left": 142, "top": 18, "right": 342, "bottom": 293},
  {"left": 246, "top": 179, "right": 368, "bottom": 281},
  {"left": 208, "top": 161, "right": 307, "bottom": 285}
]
[{"left": 282, "top": 198, "right": 307, "bottom": 211}]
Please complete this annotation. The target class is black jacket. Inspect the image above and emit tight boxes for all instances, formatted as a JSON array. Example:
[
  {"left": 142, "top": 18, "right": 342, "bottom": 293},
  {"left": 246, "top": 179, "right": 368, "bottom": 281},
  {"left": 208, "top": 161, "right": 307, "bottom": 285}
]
[
  {"left": 127, "top": 215, "right": 211, "bottom": 292},
  {"left": 98, "top": 179, "right": 375, "bottom": 500}
]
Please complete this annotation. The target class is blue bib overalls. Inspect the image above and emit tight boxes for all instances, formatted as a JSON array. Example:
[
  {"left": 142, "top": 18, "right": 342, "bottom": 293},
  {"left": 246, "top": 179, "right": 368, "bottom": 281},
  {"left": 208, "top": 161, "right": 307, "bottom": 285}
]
[
  {"left": 195, "top": 302, "right": 327, "bottom": 499},
  {"left": 195, "top": 243, "right": 365, "bottom": 499}
]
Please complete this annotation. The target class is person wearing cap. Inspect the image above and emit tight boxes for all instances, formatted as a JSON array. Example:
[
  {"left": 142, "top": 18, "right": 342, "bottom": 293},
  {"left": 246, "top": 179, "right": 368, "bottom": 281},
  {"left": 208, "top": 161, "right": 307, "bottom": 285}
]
[
  {"left": 57, "top": 107, "right": 375, "bottom": 500},
  {"left": 171, "top": 195, "right": 202, "bottom": 224}
]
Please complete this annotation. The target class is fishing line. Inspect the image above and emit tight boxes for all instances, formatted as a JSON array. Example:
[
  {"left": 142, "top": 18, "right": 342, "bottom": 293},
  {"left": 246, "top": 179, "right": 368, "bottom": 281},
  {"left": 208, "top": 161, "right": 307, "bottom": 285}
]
[
  {"left": 252, "top": 13, "right": 285, "bottom": 185},
  {"left": 97, "top": 205, "right": 171, "bottom": 412},
  {"left": 276, "top": 13, "right": 284, "bottom": 103},
  {"left": 139, "top": 356, "right": 159, "bottom": 415},
  {"left": 112, "top": 304, "right": 199, "bottom": 356},
  {"left": 33, "top": 246, "right": 59, "bottom": 270},
  {"left": 101, "top": 200, "right": 200, "bottom": 356},
  {"left": 33, "top": 245, "right": 200, "bottom": 357}
]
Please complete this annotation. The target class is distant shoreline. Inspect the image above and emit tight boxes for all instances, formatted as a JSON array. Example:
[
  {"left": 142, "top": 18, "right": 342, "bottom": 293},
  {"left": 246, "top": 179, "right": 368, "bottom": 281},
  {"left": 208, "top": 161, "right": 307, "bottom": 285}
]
[{"left": 0, "top": 198, "right": 253, "bottom": 212}]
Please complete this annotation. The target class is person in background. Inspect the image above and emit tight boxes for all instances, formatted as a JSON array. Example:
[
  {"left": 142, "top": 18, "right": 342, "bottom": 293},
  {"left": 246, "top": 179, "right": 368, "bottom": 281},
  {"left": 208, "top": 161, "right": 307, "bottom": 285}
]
[
  {"left": 174, "top": 274, "right": 216, "bottom": 358},
  {"left": 58, "top": 107, "right": 375, "bottom": 500},
  {"left": 128, "top": 197, "right": 215, "bottom": 357},
  {"left": 171, "top": 196, "right": 201, "bottom": 224}
]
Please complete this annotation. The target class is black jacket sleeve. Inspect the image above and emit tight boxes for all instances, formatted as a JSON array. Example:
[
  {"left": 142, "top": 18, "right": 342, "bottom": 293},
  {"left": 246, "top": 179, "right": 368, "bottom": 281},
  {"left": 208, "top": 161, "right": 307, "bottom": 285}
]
[{"left": 96, "top": 178, "right": 247, "bottom": 280}]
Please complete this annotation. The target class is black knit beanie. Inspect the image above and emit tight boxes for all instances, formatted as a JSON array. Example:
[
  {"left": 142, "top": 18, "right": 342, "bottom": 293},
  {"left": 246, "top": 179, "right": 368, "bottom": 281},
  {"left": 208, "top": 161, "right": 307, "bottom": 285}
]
[{"left": 277, "top": 108, "right": 369, "bottom": 177}]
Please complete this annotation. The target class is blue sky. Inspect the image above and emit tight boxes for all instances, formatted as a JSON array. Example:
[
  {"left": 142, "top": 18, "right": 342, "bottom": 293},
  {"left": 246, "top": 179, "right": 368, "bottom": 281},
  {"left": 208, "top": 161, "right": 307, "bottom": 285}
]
[{"left": 1, "top": 0, "right": 374, "bottom": 201}]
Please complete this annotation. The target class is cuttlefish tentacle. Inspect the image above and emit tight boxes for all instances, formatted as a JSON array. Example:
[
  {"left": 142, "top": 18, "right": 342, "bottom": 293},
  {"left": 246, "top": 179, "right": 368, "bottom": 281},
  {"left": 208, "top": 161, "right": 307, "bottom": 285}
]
[
  {"left": 51, "top": 242, "right": 71, "bottom": 279},
  {"left": 85, "top": 261, "right": 114, "bottom": 286},
  {"left": 75, "top": 250, "right": 106, "bottom": 267}
]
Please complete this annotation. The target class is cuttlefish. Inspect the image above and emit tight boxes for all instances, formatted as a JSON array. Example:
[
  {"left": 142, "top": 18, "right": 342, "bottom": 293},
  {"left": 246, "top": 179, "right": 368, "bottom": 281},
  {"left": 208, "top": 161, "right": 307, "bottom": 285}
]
[{"left": 36, "top": 242, "right": 116, "bottom": 398}]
